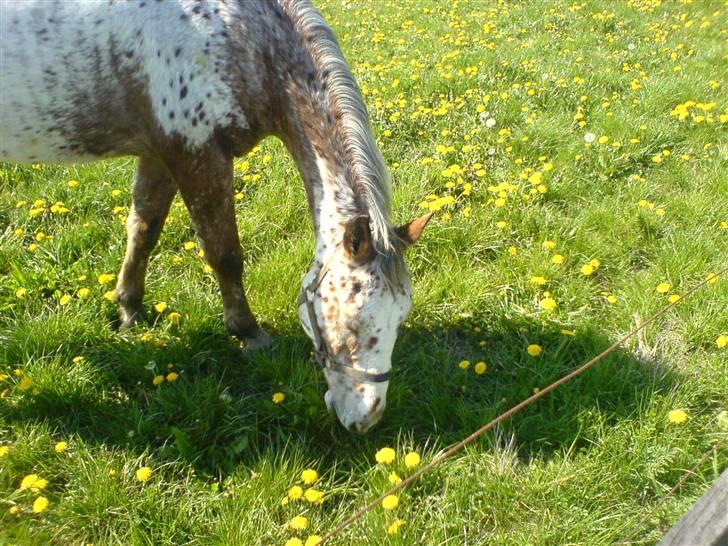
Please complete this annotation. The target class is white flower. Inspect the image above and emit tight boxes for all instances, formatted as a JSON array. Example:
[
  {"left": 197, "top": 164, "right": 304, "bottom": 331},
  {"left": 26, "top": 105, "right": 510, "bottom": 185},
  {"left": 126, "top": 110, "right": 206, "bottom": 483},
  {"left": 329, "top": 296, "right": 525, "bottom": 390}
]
[
  {"left": 584, "top": 132, "right": 596, "bottom": 143},
  {"left": 485, "top": 118, "right": 496, "bottom": 128}
]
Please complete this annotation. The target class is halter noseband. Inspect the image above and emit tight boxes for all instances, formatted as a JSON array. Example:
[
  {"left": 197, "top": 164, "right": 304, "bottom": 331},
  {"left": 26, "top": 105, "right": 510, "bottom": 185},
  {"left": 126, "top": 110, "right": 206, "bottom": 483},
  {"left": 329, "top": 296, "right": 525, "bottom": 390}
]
[{"left": 297, "top": 248, "right": 391, "bottom": 383}]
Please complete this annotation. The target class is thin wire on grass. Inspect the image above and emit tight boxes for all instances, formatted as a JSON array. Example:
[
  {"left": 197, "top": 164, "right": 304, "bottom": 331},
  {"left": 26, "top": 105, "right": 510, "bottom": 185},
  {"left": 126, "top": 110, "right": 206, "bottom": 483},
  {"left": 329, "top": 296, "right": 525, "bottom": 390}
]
[{"left": 318, "top": 264, "right": 728, "bottom": 545}]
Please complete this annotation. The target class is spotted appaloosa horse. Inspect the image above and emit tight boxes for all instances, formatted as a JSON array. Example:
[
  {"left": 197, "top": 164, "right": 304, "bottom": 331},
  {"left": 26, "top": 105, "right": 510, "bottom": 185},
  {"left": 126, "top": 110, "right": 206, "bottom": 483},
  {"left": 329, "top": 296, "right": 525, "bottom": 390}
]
[{"left": 0, "top": 0, "right": 431, "bottom": 433}]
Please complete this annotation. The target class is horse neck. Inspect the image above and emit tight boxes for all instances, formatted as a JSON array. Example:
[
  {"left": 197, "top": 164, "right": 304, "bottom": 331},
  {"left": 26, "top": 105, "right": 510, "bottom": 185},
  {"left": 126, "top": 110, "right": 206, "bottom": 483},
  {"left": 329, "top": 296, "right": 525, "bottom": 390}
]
[{"left": 280, "top": 85, "right": 360, "bottom": 261}]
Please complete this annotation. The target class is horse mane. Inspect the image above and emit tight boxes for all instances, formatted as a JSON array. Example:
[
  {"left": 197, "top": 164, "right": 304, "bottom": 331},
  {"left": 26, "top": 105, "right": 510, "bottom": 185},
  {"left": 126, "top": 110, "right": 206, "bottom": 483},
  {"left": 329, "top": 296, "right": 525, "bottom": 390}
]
[{"left": 279, "top": 0, "right": 400, "bottom": 264}]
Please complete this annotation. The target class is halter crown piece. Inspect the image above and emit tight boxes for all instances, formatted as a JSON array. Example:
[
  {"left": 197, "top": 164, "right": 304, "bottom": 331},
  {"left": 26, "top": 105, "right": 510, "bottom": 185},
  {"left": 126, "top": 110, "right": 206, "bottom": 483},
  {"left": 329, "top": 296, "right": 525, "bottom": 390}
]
[{"left": 298, "top": 246, "right": 391, "bottom": 383}]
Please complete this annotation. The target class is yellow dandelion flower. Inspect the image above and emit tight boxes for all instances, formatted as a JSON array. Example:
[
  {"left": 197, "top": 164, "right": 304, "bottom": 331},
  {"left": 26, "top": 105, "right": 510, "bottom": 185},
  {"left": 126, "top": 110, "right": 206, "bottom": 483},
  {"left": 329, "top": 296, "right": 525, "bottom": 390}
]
[
  {"left": 580, "top": 264, "right": 594, "bottom": 276},
  {"left": 304, "top": 488, "right": 324, "bottom": 504},
  {"left": 474, "top": 361, "right": 487, "bottom": 375},
  {"left": 167, "top": 312, "right": 182, "bottom": 323},
  {"left": 152, "top": 375, "right": 165, "bottom": 386},
  {"left": 20, "top": 474, "right": 47, "bottom": 492},
  {"left": 32, "top": 496, "right": 49, "bottom": 513},
  {"left": 375, "top": 447, "right": 396, "bottom": 464},
  {"left": 97, "top": 273, "right": 115, "bottom": 285},
  {"left": 301, "top": 468, "right": 318, "bottom": 485},
  {"left": 15, "top": 288, "right": 28, "bottom": 298},
  {"left": 166, "top": 372, "right": 179, "bottom": 382},
  {"left": 668, "top": 294, "right": 681, "bottom": 304},
  {"left": 288, "top": 485, "right": 303, "bottom": 501},
  {"left": 389, "top": 471, "right": 402, "bottom": 484},
  {"left": 54, "top": 441, "right": 68, "bottom": 453},
  {"left": 530, "top": 276, "right": 548, "bottom": 286},
  {"left": 284, "top": 539, "right": 303, "bottom": 546},
  {"left": 606, "top": 294, "right": 618, "bottom": 304},
  {"left": 103, "top": 290, "right": 116, "bottom": 301},
  {"left": 387, "top": 519, "right": 406, "bottom": 535},
  {"left": 9, "top": 505, "right": 21, "bottom": 516},
  {"left": 77, "top": 288, "right": 90, "bottom": 298},
  {"left": 656, "top": 282, "right": 671, "bottom": 294},
  {"left": 154, "top": 302, "right": 167, "bottom": 313},
  {"left": 68, "top": 179, "right": 79, "bottom": 188},
  {"left": 183, "top": 241, "right": 196, "bottom": 250},
  {"left": 304, "top": 536, "right": 322, "bottom": 546},
  {"left": 527, "top": 344, "right": 542, "bottom": 357},
  {"left": 0, "top": 446, "right": 9, "bottom": 457},
  {"left": 717, "top": 335, "right": 727, "bottom": 349},
  {"left": 458, "top": 360, "right": 470, "bottom": 369},
  {"left": 59, "top": 294, "right": 72, "bottom": 306},
  {"left": 18, "top": 377, "right": 34, "bottom": 391},
  {"left": 382, "top": 494, "right": 399, "bottom": 510},
  {"left": 136, "top": 466, "right": 153, "bottom": 482},
  {"left": 668, "top": 409, "right": 688, "bottom": 424},
  {"left": 542, "top": 240, "right": 556, "bottom": 249},
  {"left": 540, "top": 297, "right": 557, "bottom": 311},
  {"left": 404, "top": 452, "right": 421, "bottom": 469},
  {"left": 289, "top": 515, "right": 308, "bottom": 530},
  {"left": 272, "top": 392, "right": 285, "bottom": 404},
  {"left": 706, "top": 272, "right": 718, "bottom": 284}
]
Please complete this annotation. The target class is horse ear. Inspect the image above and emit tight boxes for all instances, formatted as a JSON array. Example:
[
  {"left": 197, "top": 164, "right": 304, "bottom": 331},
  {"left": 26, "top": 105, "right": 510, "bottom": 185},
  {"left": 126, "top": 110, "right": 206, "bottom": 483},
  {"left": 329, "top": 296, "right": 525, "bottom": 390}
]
[
  {"left": 343, "top": 215, "right": 375, "bottom": 264},
  {"left": 396, "top": 212, "right": 433, "bottom": 247}
]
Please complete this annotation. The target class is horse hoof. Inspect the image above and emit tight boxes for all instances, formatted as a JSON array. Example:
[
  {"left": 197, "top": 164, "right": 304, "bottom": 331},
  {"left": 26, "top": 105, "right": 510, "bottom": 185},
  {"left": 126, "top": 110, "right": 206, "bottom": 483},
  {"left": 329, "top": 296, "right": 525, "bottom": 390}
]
[
  {"left": 118, "top": 308, "right": 144, "bottom": 331},
  {"left": 241, "top": 329, "right": 274, "bottom": 353}
]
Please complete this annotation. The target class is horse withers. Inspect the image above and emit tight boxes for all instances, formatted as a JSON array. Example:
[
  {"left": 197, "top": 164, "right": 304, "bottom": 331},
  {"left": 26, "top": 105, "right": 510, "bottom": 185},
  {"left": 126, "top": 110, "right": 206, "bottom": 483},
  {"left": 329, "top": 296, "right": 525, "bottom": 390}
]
[{"left": 0, "top": 0, "right": 431, "bottom": 433}]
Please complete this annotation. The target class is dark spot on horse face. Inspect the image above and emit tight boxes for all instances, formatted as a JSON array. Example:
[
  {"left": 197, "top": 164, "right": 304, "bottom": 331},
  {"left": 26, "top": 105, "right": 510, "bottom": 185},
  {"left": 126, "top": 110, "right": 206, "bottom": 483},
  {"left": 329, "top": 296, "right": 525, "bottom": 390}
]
[
  {"left": 192, "top": 5, "right": 201, "bottom": 14},
  {"left": 174, "top": 46, "right": 182, "bottom": 57},
  {"left": 168, "top": 111, "right": 175, "bottom": 119},
  {"left": 180, "top": 86, "right": 188, "bottom": 100},
  {"left": 368, "top": 337, "right": 378, "bottom": 349},
  {"left": 191, "top": 118, "right": 198, "bottom": 127},
  {"left": 125, "top": 50, "right": 133, "bottom": 59},
  {"left": 179, "top": 75, "right": 184, "bottom": 84},
  {"left": 162, "top": 97, "right": 167, "bottom": 106},
  {"left": 198, "top": 111, "right": 205, "bottom": 120},
  {"left": 371, "top": 397, "right": 381, "bottom": 412}
]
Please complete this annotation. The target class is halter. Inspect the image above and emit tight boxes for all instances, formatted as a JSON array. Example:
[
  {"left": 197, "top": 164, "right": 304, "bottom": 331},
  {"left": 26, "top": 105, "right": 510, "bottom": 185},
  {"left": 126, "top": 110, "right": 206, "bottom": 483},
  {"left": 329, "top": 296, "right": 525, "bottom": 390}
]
[{"left": 297, "top": 247, "right": 391, "bottom": 383}]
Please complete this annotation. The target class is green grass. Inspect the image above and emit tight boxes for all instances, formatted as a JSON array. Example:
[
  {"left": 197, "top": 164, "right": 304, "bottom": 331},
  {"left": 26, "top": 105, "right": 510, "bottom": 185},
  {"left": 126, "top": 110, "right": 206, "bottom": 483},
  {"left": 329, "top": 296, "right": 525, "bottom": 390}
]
[{"left": 1, "top": 1, "right": 727, "bottom": 544}]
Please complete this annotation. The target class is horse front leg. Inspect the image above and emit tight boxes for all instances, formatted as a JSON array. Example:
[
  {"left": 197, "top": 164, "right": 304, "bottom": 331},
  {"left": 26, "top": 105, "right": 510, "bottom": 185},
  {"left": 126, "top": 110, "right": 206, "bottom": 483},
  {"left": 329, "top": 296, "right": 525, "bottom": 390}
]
[
  {"left": 115, "top": 156, "right": 177, "bottom": 329},
  {"left": 173, "top": 148, "right": 271, "bottom": 350}
]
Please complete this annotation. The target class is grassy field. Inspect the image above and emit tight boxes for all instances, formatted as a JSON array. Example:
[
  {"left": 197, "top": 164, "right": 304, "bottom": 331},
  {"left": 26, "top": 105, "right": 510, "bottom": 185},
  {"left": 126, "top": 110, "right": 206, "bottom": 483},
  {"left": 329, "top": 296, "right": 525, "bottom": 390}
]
[{"left": 1, "top": 0, "right": 727, "bottom": 544}]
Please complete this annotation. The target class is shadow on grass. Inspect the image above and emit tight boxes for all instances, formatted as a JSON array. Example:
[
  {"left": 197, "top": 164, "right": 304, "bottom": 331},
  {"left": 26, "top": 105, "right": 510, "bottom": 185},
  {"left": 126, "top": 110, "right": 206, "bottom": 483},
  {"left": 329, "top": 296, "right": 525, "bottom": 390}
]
[{"left": 0, "top": 310, "right": 677, "bottom": 479}]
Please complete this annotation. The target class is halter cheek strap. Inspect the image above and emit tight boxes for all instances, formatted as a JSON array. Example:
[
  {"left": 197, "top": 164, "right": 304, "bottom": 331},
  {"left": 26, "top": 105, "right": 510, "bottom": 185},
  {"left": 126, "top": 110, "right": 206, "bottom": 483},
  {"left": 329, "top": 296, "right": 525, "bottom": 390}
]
[{"left": 297, "top": 248, "right": 391, "bottom": 384}]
